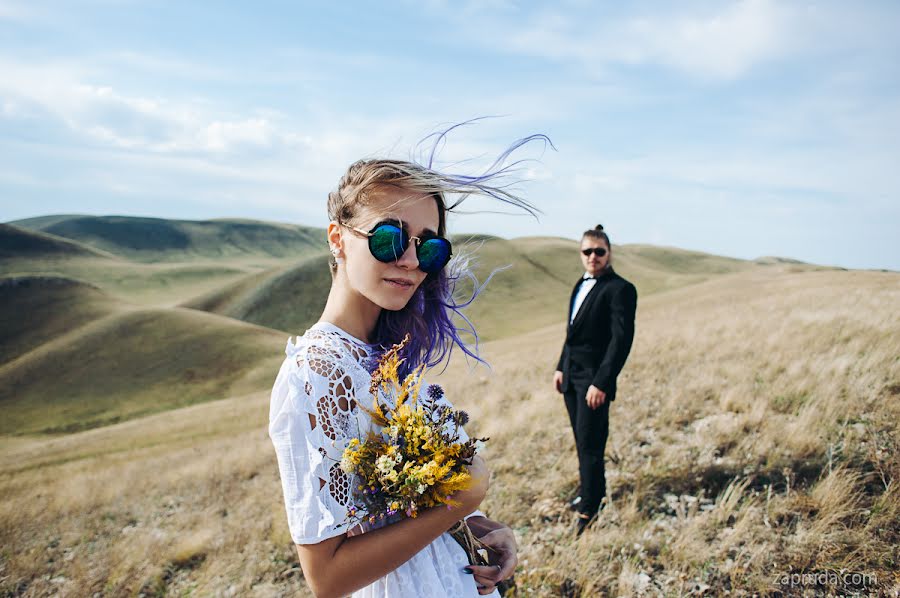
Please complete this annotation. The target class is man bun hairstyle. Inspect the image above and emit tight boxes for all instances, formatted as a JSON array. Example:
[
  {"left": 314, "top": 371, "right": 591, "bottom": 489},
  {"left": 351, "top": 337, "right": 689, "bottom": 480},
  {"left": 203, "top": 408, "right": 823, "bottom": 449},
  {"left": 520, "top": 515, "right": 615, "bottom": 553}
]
[{"left": 583, "top": 224, "right": 610, "bottom": 245}]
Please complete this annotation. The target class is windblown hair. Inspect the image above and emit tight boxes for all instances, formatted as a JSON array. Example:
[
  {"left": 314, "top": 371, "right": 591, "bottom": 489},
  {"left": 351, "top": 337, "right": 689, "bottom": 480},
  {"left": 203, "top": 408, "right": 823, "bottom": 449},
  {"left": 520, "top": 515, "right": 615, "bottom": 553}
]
[{"left": 327, "top": 123, "right": 552, "bottom": 376}]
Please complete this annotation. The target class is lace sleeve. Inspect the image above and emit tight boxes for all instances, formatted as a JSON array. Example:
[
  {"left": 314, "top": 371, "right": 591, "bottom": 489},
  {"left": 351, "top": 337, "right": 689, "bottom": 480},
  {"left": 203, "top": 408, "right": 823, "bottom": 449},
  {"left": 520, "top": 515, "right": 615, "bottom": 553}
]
[{"left": 269, "top": 337, "right": 361, "bottom": 545}]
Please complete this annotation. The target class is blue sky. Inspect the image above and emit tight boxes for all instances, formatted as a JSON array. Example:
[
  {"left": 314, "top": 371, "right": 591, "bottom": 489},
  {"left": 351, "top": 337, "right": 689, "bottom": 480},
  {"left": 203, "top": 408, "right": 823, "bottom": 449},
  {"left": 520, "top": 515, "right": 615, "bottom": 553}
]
[{"left": 1, "top": 1, "right": 898, "bottom": 270}]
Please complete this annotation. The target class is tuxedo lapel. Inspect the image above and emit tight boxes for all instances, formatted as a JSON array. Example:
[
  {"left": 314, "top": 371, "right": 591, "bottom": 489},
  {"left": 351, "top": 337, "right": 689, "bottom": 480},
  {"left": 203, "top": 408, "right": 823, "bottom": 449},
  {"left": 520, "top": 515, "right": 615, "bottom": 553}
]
[
  {"left": 570, "top": 278, "right": 602, "bottom": 331},
  {"left": 566, "top": 277, "right": 582, "bottom": 331}
]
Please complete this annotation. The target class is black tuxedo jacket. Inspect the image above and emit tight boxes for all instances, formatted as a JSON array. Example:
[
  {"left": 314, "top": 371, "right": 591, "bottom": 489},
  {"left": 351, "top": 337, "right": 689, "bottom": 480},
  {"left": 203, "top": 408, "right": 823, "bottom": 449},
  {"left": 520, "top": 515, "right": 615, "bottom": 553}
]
[{"left": 556, "top": 269, "right": 637, "bottom": 398}]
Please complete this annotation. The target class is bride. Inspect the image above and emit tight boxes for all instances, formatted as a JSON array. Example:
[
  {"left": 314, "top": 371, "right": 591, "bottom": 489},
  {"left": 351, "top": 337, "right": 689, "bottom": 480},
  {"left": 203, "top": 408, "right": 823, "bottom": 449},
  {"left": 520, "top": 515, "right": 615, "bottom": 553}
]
[{"left": 269, "top": 132, "right": 547, "bottom": 597}]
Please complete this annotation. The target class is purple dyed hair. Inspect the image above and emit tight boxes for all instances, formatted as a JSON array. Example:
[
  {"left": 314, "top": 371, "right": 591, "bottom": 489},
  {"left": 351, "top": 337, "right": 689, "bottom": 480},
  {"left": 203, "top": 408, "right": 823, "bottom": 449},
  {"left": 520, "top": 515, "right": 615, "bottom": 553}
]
[
  {"left": 375, "top": 252, "right": 507, "bottom": 377},
  {"left": 328, "top": 120, "right": 554, "bottom": 376}
]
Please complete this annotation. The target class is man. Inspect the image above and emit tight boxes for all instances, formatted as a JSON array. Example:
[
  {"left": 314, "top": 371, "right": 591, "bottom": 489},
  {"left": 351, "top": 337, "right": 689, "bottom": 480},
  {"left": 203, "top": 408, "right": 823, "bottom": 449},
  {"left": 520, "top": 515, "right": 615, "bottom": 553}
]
[{"left": 553, "top": 224, "right": 637, "bottom": 536}]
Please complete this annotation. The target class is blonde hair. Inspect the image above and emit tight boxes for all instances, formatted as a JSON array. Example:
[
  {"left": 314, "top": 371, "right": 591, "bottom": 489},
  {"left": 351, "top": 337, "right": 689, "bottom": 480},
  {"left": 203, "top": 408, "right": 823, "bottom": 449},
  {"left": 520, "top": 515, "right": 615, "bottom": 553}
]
[
  {"left": 322, "top": 128, "right": 551, "bottom": 375},
  {"left": 326, "top": 158, "right": 538, "bottom": 273}
]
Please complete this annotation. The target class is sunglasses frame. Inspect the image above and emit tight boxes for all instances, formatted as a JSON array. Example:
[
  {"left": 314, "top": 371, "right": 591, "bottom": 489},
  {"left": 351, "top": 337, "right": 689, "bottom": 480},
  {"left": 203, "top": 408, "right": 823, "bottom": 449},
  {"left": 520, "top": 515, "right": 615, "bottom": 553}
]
[
  {"left": 341, "top": 220, "right": 453, "bottom": 274},
  {"left": 581, "top": 247, "right": 608, "bottom": 257}
]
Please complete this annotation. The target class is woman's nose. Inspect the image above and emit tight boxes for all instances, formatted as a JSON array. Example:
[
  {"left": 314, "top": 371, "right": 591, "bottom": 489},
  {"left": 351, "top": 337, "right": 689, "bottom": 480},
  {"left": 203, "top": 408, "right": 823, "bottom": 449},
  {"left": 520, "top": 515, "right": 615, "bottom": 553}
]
[{"left": 395, "top": 239, "right": 420, "bottom": 270}]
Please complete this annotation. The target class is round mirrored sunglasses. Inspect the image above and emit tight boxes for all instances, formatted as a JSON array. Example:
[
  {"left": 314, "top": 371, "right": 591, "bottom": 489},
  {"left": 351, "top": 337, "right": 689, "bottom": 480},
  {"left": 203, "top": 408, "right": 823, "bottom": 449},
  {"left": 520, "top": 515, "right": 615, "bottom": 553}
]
[{"left": 343, "top": 221, "right": 453, "bottom": 274}]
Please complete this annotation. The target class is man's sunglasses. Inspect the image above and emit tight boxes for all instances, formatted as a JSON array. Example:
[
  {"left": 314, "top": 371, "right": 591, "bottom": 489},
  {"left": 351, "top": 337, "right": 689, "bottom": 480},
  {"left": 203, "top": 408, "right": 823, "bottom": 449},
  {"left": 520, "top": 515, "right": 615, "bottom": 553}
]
[
  {"left": 343, "top": 221, "right": 453, "bottom": 274},
  {"left": 581, "top": 247, "right": 608, "bottom": 257}
]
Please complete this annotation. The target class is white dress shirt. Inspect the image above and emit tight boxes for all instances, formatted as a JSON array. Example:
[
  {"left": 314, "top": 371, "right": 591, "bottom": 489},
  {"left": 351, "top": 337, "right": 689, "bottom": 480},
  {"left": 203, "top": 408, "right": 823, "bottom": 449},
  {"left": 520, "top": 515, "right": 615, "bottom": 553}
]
[{"left": 570, "top": 273, "right": 597, "bottom": 323}]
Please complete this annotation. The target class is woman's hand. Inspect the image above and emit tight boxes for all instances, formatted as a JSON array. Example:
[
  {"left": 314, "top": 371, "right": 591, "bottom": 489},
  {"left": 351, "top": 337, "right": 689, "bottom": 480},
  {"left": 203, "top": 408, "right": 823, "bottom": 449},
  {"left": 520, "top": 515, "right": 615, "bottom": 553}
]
[
  {"left": 470, "top": 527, "right": 517, "bottom": 594},
  {"left": 455, "top": 455, "right": 491, "bottom": 513}
]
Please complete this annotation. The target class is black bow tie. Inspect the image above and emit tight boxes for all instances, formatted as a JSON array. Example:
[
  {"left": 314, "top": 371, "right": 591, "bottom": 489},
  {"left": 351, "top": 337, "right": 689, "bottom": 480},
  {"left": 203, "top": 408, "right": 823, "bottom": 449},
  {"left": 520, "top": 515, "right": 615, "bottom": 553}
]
[{"left": 582, "top": 276, "right": 595, "bottom": 281}]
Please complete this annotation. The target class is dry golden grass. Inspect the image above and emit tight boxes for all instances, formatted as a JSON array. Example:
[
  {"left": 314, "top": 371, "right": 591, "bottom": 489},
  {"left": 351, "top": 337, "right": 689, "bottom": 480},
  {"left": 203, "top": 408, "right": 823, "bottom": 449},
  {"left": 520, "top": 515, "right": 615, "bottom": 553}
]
[
  {"left": 1, "top": 267, "right": 898, "bottom": 596},
  {"left": 0, "top": 391, "right": 306, "bottom": 597},
  {"left": 436, "top": 267, "right": 900, "bottom": 596}
]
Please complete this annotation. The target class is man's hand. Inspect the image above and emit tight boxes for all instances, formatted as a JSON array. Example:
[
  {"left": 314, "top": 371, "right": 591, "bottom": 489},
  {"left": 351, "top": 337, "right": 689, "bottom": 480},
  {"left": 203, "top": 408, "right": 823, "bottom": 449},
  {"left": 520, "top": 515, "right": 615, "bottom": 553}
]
[
  {"left": 553, "top": 370, "right": 564, "bottom": 393},
  {"left": 466, "top": 524, "right": 517, "bottom": 595},
  {"left": 586, "top": 385, "right": 606, "bottom": 409}
]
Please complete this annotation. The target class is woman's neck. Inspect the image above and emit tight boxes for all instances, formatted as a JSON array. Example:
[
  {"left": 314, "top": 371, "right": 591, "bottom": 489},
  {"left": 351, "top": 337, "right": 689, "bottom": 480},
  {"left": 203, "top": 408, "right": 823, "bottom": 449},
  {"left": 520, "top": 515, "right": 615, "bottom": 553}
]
[{"left": 319, "top": 282, "right": 381, "bottom": 344}]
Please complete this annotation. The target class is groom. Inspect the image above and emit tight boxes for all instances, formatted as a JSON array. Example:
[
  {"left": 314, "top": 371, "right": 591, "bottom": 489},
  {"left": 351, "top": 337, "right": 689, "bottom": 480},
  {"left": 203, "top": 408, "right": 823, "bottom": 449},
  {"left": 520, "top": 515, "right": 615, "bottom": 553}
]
[{"left": 553, "top": 224, "right": 637, "bottom": 536}]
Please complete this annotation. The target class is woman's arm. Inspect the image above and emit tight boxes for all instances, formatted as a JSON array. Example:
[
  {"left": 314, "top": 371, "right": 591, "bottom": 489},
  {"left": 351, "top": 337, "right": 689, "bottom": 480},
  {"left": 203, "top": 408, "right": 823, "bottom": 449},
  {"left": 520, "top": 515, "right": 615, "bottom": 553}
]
[{"left": 295, "top": 455, "right": 491, "bottom": 598}]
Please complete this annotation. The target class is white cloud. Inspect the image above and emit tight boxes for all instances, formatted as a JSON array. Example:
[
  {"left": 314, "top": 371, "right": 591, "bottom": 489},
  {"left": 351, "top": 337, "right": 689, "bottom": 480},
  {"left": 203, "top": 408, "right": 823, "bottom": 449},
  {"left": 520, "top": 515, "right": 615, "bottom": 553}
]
[
  {"left": 446, "top": 0, "right": 789, "bottom": 80},
  {"left": 612, "top": 0, "right": 786, "bottom": 79},
  {"left": 0, "top": 0, "right": 42, "bottom": 21},
  {"left": 0, "top": 58, "right": 312, "bottom": 155}
]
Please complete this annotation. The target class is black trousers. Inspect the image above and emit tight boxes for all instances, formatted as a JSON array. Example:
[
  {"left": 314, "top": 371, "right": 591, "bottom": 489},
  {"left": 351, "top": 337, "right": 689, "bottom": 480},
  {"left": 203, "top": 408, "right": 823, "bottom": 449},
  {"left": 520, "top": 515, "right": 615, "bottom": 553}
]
[{"left": 563, "top": 373, "right": 611, "bottom": 516}]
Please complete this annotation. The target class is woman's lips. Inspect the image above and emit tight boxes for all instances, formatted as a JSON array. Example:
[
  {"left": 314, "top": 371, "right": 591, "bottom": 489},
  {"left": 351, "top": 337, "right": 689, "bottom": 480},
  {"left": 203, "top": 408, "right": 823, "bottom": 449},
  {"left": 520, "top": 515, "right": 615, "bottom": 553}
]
[{"left": 384, "top": 278, "right": 414, "bottom": 289}]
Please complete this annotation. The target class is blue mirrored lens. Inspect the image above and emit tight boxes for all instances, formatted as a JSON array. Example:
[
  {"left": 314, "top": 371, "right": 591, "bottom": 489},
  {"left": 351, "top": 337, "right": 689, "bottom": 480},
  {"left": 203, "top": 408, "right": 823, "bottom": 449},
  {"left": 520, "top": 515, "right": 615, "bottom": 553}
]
[
  {"left": 369, "top": 224, "right": 407, "bottom": 262},
  {"left": 417, "top": 238, "right": 452, "bottom": 273}
]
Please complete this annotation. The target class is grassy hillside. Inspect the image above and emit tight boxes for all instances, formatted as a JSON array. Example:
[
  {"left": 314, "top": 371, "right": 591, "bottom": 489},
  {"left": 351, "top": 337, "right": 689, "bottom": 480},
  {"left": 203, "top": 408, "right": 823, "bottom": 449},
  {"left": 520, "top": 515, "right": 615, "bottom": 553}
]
[
  {"left": 456, "top": 237, "right": 816, "bottom": 340},
  {"left": 0, "top": 255, "right": 268, "bottom": 308},
  {"left": 0, "top": 267, "right": 896, "bottom": 596},
  {"left": 0, "top": 276, "right": 120, "bottom": 365},
  {"left": 437, "top": 268, "right": 899, "bottom": 596},
  {"left": 0, "top": 223, "right": 114, "bottom": 260},
  {"left": 181, "top": 254, "right": 332, "bottom": 334},
  {"left": 179, "top": 236, "right": 778, "bottom": 341},
  {"left": 0, "top": 307, "right": 286, "bottom": 435},
  {"left": 10, "top": 215, "right": 327, "bottom": 263}
]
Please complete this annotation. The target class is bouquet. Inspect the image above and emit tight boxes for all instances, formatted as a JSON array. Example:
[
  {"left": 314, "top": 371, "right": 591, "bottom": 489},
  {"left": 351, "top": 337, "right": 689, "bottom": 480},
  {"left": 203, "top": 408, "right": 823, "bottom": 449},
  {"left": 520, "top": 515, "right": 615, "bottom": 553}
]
[
  {"left": 339, "top": 336, "right": 497, "bottom": 570},
  {"left": 340, "top": 335, "right": 485, "bottom": 523}
]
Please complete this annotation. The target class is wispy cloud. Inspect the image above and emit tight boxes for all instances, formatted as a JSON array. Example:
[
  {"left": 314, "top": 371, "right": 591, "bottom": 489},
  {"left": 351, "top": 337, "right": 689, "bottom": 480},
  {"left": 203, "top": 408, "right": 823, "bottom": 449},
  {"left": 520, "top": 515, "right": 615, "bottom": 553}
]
[
  {"left": 0, "top": 58, "right": 315, "bottom": 155},
  {"left": 0, "top": 0, "right": 43, "bottom": 22},
  {"left": 0, "top": 1, "right": 898, "bottom": 269},
  {"left": 433, "top": 0, "right": 789, "bottom": 80}
]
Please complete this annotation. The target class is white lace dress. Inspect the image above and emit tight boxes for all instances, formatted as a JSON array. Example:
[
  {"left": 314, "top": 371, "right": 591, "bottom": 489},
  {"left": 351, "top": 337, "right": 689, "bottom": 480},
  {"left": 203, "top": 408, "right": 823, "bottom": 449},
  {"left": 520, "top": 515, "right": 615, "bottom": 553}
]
[{"left": 269, "top": 322, "right": 497, "bottom": 598}]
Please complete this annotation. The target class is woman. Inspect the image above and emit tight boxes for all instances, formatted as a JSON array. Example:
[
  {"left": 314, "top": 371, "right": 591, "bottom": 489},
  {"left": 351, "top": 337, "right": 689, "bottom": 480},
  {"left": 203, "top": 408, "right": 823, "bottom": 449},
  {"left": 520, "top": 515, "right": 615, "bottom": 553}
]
[{"left": 269, "top": 134, "right": 547, "bottom": 597}]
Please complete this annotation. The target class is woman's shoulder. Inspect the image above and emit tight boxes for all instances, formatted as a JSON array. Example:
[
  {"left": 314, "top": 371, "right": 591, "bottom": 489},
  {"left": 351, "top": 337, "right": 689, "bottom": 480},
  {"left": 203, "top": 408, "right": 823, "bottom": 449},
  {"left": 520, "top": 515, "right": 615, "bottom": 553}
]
[
  {"left": 270, "top": 323, "right": 374, "bottom": 427},
  {"left": 284, "top": 322, "right": 377, "bottom": 377}
]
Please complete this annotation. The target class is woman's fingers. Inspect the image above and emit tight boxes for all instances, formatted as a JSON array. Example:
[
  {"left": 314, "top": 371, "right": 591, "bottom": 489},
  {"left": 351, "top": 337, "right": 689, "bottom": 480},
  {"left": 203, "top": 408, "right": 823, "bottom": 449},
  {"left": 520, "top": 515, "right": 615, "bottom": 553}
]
[
  {"left": 468, "top": 565, "right": 504, "bottom": 583},
  {"left": 472, "top": 572, "right": 497, "bottom": 595},
  {"left": 475, "top": 527, "right": 518, "bottom": 579}
]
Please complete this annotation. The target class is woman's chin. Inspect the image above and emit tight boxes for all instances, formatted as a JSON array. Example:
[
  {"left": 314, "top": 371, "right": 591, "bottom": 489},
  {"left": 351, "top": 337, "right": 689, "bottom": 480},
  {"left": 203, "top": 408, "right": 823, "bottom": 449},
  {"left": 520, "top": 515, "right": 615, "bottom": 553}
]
[
  {"left": 375, "top": 294, "right": 414, "bottom": 312},
  {"left": 386, "top": 301, "right": 414, "bottom": 312}
]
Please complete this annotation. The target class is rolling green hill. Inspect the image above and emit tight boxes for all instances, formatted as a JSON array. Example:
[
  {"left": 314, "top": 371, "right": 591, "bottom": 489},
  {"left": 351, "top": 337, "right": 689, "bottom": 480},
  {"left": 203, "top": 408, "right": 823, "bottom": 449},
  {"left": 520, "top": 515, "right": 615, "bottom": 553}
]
[
  {"left": 0, "top": 214, "right": 830, "bottom": 439},
  {"left": 0, "top": 221, "right": 295, "bottom": 307},
  {"left": 0, "top": 223, "right": 115, "bottom": 260},
  {"left": 10, "top": 215, "right": 327, "bottom": 262},
  {"left": 0, "top": 276, "right": 120, "bottom": 365},
  {"left": 181, "top": 254, "right": 332, "bottom": 334},
  {"left": 177, "top": 236, "right": 779, "bottom": 340},
  {"left": 0, "top": 306, "right": 286, "bottom": 435}
]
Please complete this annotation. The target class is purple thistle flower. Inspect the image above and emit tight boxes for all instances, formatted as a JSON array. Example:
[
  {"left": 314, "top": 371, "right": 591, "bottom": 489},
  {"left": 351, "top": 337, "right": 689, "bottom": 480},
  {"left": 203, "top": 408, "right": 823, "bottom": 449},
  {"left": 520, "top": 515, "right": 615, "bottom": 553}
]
[{"left": 427, "top": 384, "right": 444, "bottom": 402}]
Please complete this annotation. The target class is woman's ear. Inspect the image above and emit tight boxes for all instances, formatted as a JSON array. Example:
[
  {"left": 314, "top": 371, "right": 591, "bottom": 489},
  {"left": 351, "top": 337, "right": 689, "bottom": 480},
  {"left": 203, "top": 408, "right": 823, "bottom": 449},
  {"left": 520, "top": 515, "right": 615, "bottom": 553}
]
[
  {"left": 327, "top": 221, "right": 344, "bottom": 257},
  {"left": 326, "top": 221, "right": 346, "bottom": 265}
]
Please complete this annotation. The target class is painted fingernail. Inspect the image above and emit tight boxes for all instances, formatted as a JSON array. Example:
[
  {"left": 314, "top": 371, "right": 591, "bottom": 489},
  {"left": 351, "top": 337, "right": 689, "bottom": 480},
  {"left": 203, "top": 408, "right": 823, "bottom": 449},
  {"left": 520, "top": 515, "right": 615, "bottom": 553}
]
[{"left": 463, "top": 566, "right": 473, "bottom": 574}]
